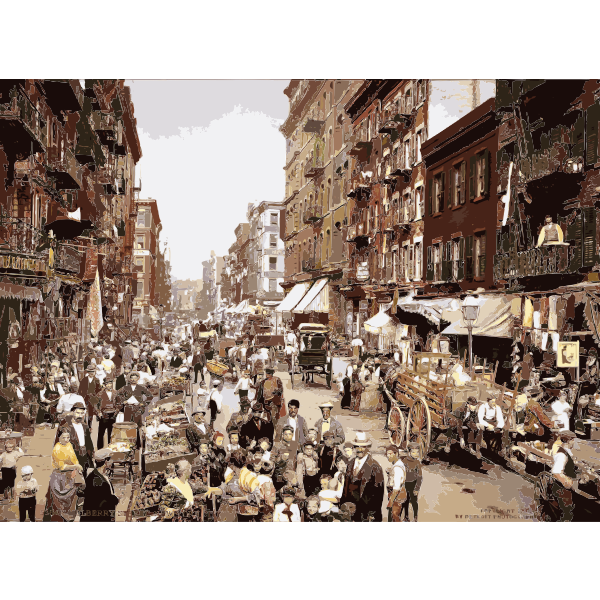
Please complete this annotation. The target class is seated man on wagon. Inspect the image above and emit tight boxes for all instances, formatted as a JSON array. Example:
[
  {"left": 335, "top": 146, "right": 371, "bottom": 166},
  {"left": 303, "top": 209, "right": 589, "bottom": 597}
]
[{"left": 477, "top": 395, "right": 505, "bottom": 456}]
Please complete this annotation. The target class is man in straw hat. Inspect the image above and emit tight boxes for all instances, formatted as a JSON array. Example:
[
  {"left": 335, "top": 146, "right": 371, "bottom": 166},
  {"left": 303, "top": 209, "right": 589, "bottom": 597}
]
[
  {"left": 314, "top": 401, "right": 345, "bottom": 444},
  {"left": 341, "top": 431, "right": 385, "bottom": 522}
]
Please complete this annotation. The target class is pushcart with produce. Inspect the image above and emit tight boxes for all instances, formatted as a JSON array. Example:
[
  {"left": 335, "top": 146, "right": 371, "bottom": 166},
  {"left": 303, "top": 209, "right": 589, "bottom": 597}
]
[{"left": 291, "top": 323, "right": 333, "bottom": 390}]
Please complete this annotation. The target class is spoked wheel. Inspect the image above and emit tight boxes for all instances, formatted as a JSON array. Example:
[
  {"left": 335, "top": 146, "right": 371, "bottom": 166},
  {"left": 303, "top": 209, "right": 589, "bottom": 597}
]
[
  {"left": 533, "top": 472, "right": 558, "bottom": 523},
  {"left": 388, "top": 405, "right": 406, "bottom": 447},
  {"left": 406, "top": 397, "right": 431, "bottom": 460}
]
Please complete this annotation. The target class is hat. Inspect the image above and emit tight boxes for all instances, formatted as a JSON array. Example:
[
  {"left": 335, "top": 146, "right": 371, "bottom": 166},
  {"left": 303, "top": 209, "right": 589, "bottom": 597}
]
[
  {"left": 85, "top": 365, "right": 96, "bottom": 372},
  {"left": 323, "top": 431, "right": 335, "bottom": 439},
  {"left": 288, "top": 399, "right": 300, "bottom": 408},
  {"left": 94, "top": 448, "right": 113, "bottom": 462},
  {"left": 318, "top": 401, "right": 334, "bottom": 410},
  {"left": 124, "top": 339, "right": 132, "bottom": 344},
  {"left": 128, "top": 372, "right": 140, "bottom": 379},
  {"left": 20, "top": 465, "right": 33, "bottom": 476},
  {"left": 265, "top": 367, "right": 275, "bottom": 374},
  {"left": 282, "top": 425, "right": 294, "bottom": 433},
  {"left": 280, "top": 485, "right": 296, "bottom": 497},
  {"left": 407, "top": 441, "right": 421, "bottom": 450},
  {"left": 192, "top": 408, "right": 207, "bottom": 416},
  {"left": 303, "top": 440, "right": 316, "bottom": 448},
  {"left": 350, "top": 431, "right": 372, "bottom": 447},
  {"left": 72, "top": 401, "right": 86, "bottom": 410},
  {"left": 212, "top": 380, "right": 221, "bottom": 387},
  {"left": 252, "top": 403, "right": 264, "bottom": 413},
  {"left": 559, "top": 431, "right": 576, "bottom": 442},
  {"left": 319, "top": 500, "right": 333, "bottom": 514}
]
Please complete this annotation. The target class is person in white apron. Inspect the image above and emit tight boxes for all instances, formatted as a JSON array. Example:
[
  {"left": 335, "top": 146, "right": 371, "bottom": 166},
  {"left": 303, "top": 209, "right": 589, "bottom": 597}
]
[{"left": 551, "top": 391, "right": 572, "bottom": 432}]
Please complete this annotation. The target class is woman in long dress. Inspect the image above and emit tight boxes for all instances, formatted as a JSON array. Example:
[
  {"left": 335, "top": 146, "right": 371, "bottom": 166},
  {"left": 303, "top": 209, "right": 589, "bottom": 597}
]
[
  {"left": 44, "top": 429, "right": 84, "bottom": 522},
  {"left": 340, "top": 374, "right": 352, "bottom": 410}
]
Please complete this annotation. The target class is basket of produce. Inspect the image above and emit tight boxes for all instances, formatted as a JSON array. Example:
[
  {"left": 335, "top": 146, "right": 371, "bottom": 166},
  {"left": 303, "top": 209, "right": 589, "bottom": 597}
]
[
  {"left": 132, "top": 473, "right": 166, "bottom": 517},
  {"left": 107, "top": 440, "right": 135, "bottom": 462},
  {"left": 206, "top": 360, "right": 229, "bottom": 376}
]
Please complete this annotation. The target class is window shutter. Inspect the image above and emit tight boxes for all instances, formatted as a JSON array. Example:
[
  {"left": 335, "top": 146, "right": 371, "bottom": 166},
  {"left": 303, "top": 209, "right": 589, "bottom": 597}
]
[
  {"left": 479, "top": 234, "right": 487, "bottom": 276},
  {"left": 145, "top": 211, "right": 151, "bottom": 228},
  {"left": 408, "top": 245, "right": 414, "bottom": 280},
  {"left": 568, "top": 213, "right": 583, "bottom": 270},
  {"left": 440, "top": 172, "right": 445, "bottom": 212},
  {"left": 428, "top": 178, "right": 433, "bottom": 215},
  {"left": 573, "top": 115, "right": 585, "bottom": 160},
  {"left": 465, "top": 235, "right": 473, "bottom": 279},
  {"left": 447, "top": 168, "right": 453, "bottom": 209},
  {"left": 482, "top": 149, "right": 490, "bottom": 196},
  {"left": 458, "top": 237, "right": 465, "bottom": 280},
  {"left": 469, "top": 156, "right": 476, "bottom": 201},
  {"left": 586, "top": 102, "right": 600, "bottom": 166},
  {"left": 460, "top": 162, "right": 466, "bottom": 204},
  {"left": 583, "top": 206, "right": 597, "bottom": 266},
  {"left": 426, "top": 245, "right": 433, "bottom": 281},
  {"left": 441, "top": 241, "right": 449, "bottom": 281}
]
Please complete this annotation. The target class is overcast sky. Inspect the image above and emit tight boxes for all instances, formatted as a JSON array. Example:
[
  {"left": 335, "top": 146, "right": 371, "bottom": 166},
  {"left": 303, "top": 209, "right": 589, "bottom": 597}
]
[{"left": 126, "top": 80, "right": 290, "bottom": 281}]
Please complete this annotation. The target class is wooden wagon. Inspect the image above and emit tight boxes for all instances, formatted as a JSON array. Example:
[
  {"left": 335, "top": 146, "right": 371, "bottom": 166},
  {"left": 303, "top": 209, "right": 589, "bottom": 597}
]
[
  {"left": 290, "top": 323, "right": 332, "bottom": 390},
  {"left": 384, "top": 351, "right": 513, "bottom": 459}
]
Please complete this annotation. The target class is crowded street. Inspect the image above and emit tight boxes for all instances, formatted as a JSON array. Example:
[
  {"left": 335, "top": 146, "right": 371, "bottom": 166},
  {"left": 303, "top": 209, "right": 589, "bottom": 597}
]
[{"left": 3, "top": 77, "right": 600, "bottom": 524}]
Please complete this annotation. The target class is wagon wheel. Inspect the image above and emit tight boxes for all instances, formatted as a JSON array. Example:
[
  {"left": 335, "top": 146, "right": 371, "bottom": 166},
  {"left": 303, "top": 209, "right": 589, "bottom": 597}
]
[
  {"left": 533, "top": 472, "right": 557, "bottom": 523},
  {"left": 406, "top": 397, "right": 431, "bottom": 460},
  {"left": 388, "top": 405, "right": 406, "bottom": 447}
]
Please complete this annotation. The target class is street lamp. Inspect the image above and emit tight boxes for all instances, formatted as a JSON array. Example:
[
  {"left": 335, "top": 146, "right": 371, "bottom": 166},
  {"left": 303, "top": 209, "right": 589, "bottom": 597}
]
[
  {"left": 461, "top": 296, "right": 480, "bottom": 373},
  {"left": 159, "top": 304, "right": 165, "bottom": 342}
]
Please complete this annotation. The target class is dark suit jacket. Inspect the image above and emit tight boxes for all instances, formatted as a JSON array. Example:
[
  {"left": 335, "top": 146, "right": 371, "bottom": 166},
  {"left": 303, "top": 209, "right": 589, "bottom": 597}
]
[
  {"left": 240, "top": 417, "right": 275, "bottom": 448},
  {"left": 342, "top": 454, "right": 385, "bottom": 520},
  {"left": 116, "top": 384, "right": 152, "bottom": 406},
  {"left": 79, "top": 373, "right": 102, "bottom": 416},
  {"left": 115, "top": 373, "right": 127, "bottom": 391},
  {"left": 275, "top": 415, "right": 308, "bottom": 446},
  {"left": 55, "top": 418, "right": 95, "bottom": 467},
  {"left": 80, "top": 469, "right": 119, "bottom": 522}
]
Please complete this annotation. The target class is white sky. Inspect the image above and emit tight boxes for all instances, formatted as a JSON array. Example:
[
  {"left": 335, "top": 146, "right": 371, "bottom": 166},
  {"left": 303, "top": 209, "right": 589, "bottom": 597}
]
[{"left": 126, "top": 80, "right": 290, "bottom": 281}]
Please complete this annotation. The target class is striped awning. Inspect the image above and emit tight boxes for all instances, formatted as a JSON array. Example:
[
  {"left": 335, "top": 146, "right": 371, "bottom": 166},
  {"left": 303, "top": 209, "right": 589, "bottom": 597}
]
[{"left": 293, "top": 278, "right": 328, "bottom": 313}]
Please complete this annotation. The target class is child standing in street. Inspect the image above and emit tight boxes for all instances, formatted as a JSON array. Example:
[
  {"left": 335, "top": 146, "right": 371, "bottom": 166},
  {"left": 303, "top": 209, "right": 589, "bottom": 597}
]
[
  {"left": 16, "top": 465, "right": 39, "bottom": 522},
  {"left": 0, "top": 439, "right": 24, "bottom": 501},
  {"left": 402, "top": 442, "right": 424, "bottom": 522}
]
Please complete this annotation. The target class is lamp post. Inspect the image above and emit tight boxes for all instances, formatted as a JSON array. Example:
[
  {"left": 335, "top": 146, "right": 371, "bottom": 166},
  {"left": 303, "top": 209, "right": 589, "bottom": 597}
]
[
  {"left": 159, "top": 304, "right": 165, "bottom": 342},
  {"left": 461, "top": 297, "right": 480, "bottom": 373}
]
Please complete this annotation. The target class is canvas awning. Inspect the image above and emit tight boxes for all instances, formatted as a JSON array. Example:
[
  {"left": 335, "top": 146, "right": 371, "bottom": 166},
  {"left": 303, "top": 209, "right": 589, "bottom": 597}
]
[
  {"left": 233, "top": 299, "right": 249, "bottom": 314},
  {"left": 293, "top": 278, "right": 328, "bottom": 313},
  {"left": 364, "top": 310, "right": 393, "bottom": 333},
  {"left": 440, "top": 295, "right": 515, "bottom": 338},
  {"left": 276, "top": 282, "right": 311, "bottom": 312},
  {"left": 398, "top": 294, "right": 455, "bottom": 325}
]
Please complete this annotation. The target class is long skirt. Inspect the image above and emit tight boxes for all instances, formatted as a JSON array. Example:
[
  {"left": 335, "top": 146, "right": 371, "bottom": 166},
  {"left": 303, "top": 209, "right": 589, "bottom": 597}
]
[
  {"left": 45, "top": 470, "right": 79, "bottom": 522},
  {"left": 341, "top": 382, "right": 352, "bottom": 409}
]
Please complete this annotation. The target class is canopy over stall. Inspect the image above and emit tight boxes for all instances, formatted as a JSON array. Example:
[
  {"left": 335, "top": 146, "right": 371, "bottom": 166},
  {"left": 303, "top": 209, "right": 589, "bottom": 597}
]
[
  {"left": 398, "top": 294, "right": 455, "bottom": 326},
  {"left": 293, "top": 278, "right": 328, "bottom": 314},
  {"left": 440, "top": 294, "right": 515, "bottom": 338},
  {"left": 276, "top": 282, "right": 311, "bottom": 313}
]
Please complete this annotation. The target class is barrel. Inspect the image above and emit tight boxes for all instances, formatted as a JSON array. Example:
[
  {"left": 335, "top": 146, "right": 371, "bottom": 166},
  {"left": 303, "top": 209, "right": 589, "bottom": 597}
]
[{"left": 112, "top": 422, "right": 138, "bottom": 442}]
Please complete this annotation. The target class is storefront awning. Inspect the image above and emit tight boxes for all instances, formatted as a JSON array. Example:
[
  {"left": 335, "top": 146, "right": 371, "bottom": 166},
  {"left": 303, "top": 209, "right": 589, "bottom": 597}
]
[
  {"left": 364, "top": 310, "right": 393, "bottom": 333},
  {"left": 398, "top": 295, "right": 455, "bottom": 325},
  {"left": 276, "top": 282, "right": 311, "bottom": 313},
  {"left": 293, "top": 278, "right": 328, "bottom": 313},
  {"left": 0, "top": 280, "right": 42, "bottom": 302},
  {"left": 440, "top": 295, "right": 515, "bottom": 338}
]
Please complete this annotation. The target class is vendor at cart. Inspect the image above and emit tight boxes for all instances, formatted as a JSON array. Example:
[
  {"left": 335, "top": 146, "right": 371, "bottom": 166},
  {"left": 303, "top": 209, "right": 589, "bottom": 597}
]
[
  {"left": 159, "top": 459, "right": 210, "bottom": 521},
  {"left": 549, "top": 431, "right": 578, "bottom": 522},
  {"left": 477, "top": 395, "right": 505, "bottom": 455},
  {"left": 186, "top": 408, "right": 214, "bottom": 454}
]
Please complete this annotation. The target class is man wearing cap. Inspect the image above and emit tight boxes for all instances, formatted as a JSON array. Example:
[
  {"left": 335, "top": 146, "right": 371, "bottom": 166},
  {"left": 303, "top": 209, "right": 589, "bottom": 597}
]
[
  {"left": 314, "top": 402, "right": 345, "bottom": 445},
  {"left": 187, "top": 409, "right": 214, "bottom": 454},
  {"left": 55, "top": 402, "right": 95, "bottom": 472},
  {"left": 271, "top": 425, "right": 301, "bottom": 491},
  {"left": 402, "top": 442, "right": 423, "bottom": 522},
  {"left": 275, "top": 399, "right": 308, "bottom": 447},
  {"left": 385, "top": 445, "right": 406, "bottom": 522},
  {"left": 227, "top": 399, "right": 252, "bottom": 436},
  {"left": 97, "top": 379, "right": 119, "bottom": 449},
  {"left": 208, "top": 380, "right": 223, "bottom": 428},
  {"left": 341, "top": 432, "right": 385, "bottom": 522},
  {"left": 80, "top": 448, "right": 119, "bottom": 522},
  {"left": 78, "top": 364, "right": 102, "bottom": 428},
  {"left": 255, "top": 367, "right": 285, "bottom": 427},
  {"left": 547, "top": 431, "right": 577, "bottom": 521},
  {"left": 116, "top": 372, "right": 153, "bottom": 408},
  {"left": 240, "top": 403, "right": 274, "bottom": 450},
  {"left": 233, "top": 369, "right": 254, "bottom": 402}
]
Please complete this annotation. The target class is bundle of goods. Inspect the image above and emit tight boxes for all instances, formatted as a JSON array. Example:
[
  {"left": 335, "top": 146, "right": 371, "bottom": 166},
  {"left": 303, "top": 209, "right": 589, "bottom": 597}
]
[
  {"left": 132, "top": 472, "right": 167, "bottom": 517},
  {"left": 162, "top": 376, "right": 188, "bottom": 387},
  {"left": 206, "top": 359, "right": 229, "bottom": 376}
]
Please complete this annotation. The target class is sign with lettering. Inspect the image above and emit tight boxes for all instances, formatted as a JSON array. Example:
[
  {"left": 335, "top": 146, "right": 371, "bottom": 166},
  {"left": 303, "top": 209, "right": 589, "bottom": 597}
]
[
  {"left": 0, "top": 252, "right": 47, "bottom": 275},
  {"left": 83, "top": 247, "right": 98, "bottom": 281}
]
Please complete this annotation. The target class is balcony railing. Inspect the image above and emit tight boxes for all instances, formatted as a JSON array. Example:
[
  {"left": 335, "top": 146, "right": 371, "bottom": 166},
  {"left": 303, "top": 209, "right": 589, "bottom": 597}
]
[
  {"left": 494, "top": 245, "right": 572, "bottom": 280},
  {"left": 303, "top": 205, "right": 324, "bottom": 223},
  {"left": 304, "top": 154, "right": 325, "bottom": 178},
  {"left": 46, "top": 147, "right": 82, "bottom": 190},
  {"left": 0, "top": 90, "right": 47, "bottom": 154},
  {"left": 0, "top": 217, "right": 52, "bottom": 259},
  {"left": 302, "top": 258, "right": 315, "bottom": 271}
]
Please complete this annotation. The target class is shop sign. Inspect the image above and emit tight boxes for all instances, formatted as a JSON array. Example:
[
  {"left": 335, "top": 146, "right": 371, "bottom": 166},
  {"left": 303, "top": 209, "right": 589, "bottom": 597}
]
[{"left": 0, "top": 252, "right": 47, "bottom": 274}]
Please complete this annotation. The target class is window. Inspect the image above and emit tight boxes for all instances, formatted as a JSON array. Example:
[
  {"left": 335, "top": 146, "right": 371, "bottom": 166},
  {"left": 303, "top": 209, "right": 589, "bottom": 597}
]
[
  {"left": 415, "top": 129, "right": 422, "bottom": 163},
  {"left": 403, "top": 245, "right": 409, "bottom": 281},
  {"left": 137, "top": 210, "right": 146, "bottom": 227},
  {"left": 404, "top": 138, "right": 411, "bottom": 169},
  {"left": 451, "top": 238, "right": 465, "bottom": 281},
  {"left": 433, "top": 243, "right": 442, "bottom": 282},
  {"left": 470, "top": 150, "right": 489, "bottom": 199},
  {"left": 452, "top": 162, "right": 466, "bottom": 207},
  {"left": 135, "top": 257, "right": 144, "bottom": 273},
  {"left": 269, "top": 279, "right": 277, "bottom": 292},
  {"left": 414, "top": 242, "right": 423, "bottom": 280},
  {"left": 474, "top": 232, "right": 487, "bottom": 277},
  {"left": 270, "top": 212, "right": 278, "bottom": 225},
  {"left": 269, "top": 256, "right": 277, "bottom": 270},
  {"left": 269, "top": 234, "right": 277, "bottom": 248},
  {"left": 415, "top": 186, "right": 424, "bottom": 220},
  {"left": 405, "top": 88, "right": 412, "bottom": 113},
  {"left": 135, "top": 234, "right": 144, "bottom": 249},
  {"left": 135, "top": 280, "right": 144, "bottom": 298},
  {"left": 430, "top": 172, "right": 445, "bottom": 214}
]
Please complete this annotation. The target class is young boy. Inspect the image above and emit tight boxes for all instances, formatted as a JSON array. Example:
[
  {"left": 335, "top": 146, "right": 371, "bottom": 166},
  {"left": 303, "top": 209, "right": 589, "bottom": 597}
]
[
  {"left": 226, "top": 430, "right": 241, "bottom": 455},
  {"left": 273, "top": 485, "right": 301, "bottom": 522},
  {"left": 296, "top": 441, "right": 320, "bottom": 497},
  {"left": 0, "top": 439, "right": 24, "bottom": 500},
  {"left": 16, "top": 465, "right": 38, "bottom": 522},
  {"left": 403, "top": 442, "right": 423, "bottom": 522},
  {"left": 303, "top": 495, "right": 321, "bottom": 522}
]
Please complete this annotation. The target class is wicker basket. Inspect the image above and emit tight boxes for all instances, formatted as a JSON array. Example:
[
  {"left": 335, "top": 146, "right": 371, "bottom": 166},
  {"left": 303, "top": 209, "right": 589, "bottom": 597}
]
[{"left": 207, "top": 360, "right": 229, "bottom": 376}]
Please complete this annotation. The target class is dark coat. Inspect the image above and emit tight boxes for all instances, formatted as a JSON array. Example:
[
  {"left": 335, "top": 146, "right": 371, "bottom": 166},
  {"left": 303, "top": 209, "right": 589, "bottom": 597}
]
[
  {"left": 342, "top": 454, "right": 385, "bottom": 522},
  {"left": 55, "top": 418, "right": 95, "bottom": 469},
  {"left": 80, "top": 468, "right": 119, "bottom": 522},
  {"left": 240, "top": 417, "right": 275, "bottom": 449},
  {"left": 115, "top": 373, "right": 127, "bottom": 391},
  {"left": 116, "top": 384, "right": 152, "bottom": 407},
  {"left": 78, "top": 375, "right": 102, "bottom": 400},
  {"left": 275, "top": 414, "right": 308, "bottom": 446}
]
